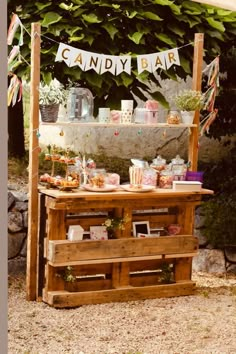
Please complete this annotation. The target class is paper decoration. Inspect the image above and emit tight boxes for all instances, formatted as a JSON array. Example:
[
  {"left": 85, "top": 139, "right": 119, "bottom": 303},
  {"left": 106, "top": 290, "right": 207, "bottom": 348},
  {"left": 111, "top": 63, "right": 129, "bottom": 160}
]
[
  {"left": 150, "top": 52, "right": 166, "bottom": 71},
  {"left": 200, "top": 56, "right": 220, "bottom": 135},
  {"left": 100, "top": 55, "right": 117, "bottom": 75},
  {"left": 90, "top": 226, "right": 108, "bottom": 240},
  {"left": 7, "top": 14, "right": 24, "bottom": 46},
  {"left": 55, "top": 43, "right": 181, "bottom": 75},
  {"left": 116, "top": 56, "right": 131, "bottom": 75},
  {"left": 8, "top": 45, "right": 20, "bottom": 72},
  {"left": 137, "top": 54, "right": 153, "bottom": 74},
  {"left": 7, "top": 74, "right": 22, "bottom": 107},
  {"left": 165, "top": 48, "right": 180, "bottom": 70}
]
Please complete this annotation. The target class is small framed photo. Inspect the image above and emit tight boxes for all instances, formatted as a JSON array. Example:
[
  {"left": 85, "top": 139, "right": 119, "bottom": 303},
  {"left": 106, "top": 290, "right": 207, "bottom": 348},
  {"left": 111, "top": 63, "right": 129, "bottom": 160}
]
[{"left": 132, "top": 221, "right": 150, "bottom": 237}]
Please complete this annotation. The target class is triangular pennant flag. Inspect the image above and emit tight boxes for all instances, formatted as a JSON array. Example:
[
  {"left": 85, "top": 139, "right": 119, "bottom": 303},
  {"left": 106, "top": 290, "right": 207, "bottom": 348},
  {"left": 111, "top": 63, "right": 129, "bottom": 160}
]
[
  {"left": 70, "top": 48, "right": 87, "bottom": 70},
  {"left": 7, "top": 14, "right": 24, "bottom": 46},
  {"left": 55, "top": 43, "right": 74, "bottom": 67},
  {"left": 165, "top": 48, "right": 180, "bottom": 70},
  {"left": 84, "top": 52, "right": 102, "bottom": 74},
  {"left": 137, "top": 54, "right": 153, "bottom": 74},
  {"left": 100, "top": 55, "right": 117, "bottom": 75},
  {"left": 116, "top": 55, "right": 131, "bottom": 75},
  {"left": 150, "top": 52, "right": 166, "bottom": 71}
]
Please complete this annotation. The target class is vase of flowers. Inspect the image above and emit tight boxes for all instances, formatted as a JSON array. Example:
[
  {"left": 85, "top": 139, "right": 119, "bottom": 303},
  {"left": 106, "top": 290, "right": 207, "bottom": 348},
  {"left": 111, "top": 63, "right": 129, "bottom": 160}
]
[
  {"left": 174, "top": 89, "right": 205, "bottom": 124},
  {"left": 103, "top": 215, "right": 130, "bottom": 239},
  {"left": 39, "top": 79, "right": 67, "bottom": 122}
]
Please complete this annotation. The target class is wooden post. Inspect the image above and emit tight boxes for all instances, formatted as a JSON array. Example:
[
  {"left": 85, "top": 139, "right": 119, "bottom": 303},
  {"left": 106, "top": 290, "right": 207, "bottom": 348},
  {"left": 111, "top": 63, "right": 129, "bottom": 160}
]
[
  {"left": 26, "top": 23, "right": 41, "bottom": 300},
  {"left": 188, "top": 33, "right": 204, "bottom": 171}
]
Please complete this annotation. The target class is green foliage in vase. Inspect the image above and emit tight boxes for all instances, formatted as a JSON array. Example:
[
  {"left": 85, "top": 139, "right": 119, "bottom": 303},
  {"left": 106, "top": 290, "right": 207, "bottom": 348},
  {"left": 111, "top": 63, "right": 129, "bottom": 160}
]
[
  {"left": 39, "top": 79, "right": 67, "bottom": 105},
  {"left": 174, "top": 89, "right": 204, "bottom": 111}
]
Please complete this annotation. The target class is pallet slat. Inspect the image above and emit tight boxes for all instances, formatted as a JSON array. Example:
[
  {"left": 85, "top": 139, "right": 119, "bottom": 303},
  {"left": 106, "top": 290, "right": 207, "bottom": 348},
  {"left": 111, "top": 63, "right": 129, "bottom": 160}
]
[
  {"left": 48, "top": 235, "right": 198, "bottom": 264},
  {"left": 44, "top": 281, "right": 196, "bottom": 307}
]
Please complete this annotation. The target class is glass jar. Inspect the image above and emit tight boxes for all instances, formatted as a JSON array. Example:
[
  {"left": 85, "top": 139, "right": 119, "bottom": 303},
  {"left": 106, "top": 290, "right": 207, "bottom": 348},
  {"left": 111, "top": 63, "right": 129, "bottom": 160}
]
[
  {"left": 150, "top": 155, "right": 166, "bottom": 187},
  {"left": 142, "top": 167, "right": 157, "bottom": 187},
  {"left": 159, "top": 168, "right": 173, "bottom": 189},
  {"left": 88, "top": 168, "right": 107, "bottom": 187},
  {"left": 171, "top": 155, "right": 187, "bottom": 181},
  {"left": 166, "top": 110, "right": 181, "bottom": 124}
]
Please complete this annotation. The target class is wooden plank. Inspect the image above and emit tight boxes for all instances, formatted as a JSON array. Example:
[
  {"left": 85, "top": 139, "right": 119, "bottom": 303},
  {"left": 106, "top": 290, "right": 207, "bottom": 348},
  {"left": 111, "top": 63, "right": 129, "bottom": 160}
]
[
  {"left": 47, "top": 235, "right": 198, "bottom": 264},
  {"left": 36, "top": 193, "right": 46, "bottom": 300},
  {"left": 42, "top": 188, "right": 213, "bottom": 202},
  {"left": 26, "top": 23, "right": 41, "bottom": 301},
  {"left": 44, "top": 281, "right": 196, "bottom": 307},
  {"left": 189, "top": 33, "right": 204, "bottom": 171},
  {"left": 48, "top": 254, "right": 163, "bottom": 267}
]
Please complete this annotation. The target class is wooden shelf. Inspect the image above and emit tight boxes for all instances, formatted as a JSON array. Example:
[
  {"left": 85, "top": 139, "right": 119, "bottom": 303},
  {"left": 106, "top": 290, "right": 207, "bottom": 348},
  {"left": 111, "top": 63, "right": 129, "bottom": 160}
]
[{"left": 40, "top": 121, "right": 197, "bottom": 128}]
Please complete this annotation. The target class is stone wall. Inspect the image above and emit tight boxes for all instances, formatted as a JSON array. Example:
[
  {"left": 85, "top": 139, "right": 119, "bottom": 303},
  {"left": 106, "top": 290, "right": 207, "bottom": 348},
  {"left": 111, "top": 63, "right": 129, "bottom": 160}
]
[
  {"left": 8, "top": 189, "right": 28, "bottom": 274},
  {"left": 8, "top": 185, "right": 236, "bottom": 275}
]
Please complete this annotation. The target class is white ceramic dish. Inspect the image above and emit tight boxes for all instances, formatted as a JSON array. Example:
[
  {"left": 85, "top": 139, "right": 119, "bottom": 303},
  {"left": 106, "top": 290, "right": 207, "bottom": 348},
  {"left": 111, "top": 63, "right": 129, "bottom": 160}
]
[
  {"left": 83, "top": 184, "right": 118, "bottom": 192},
  {"left": 121, "top": 184, "right": 155, "bottom": 192}
]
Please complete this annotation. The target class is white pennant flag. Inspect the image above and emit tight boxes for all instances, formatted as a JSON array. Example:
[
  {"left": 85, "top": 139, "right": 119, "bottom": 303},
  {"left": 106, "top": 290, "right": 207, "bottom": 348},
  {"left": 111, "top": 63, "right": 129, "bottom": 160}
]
[
  {"left": 116, "top": 56, "right": 131, "bottom": 75},
  {"left": 150, "top": 52, "right": 166, "bottom": 71},
  {"left": 100, "top": 55, "right": 117, "bottom": 75},
  {"left": 70, "top": 48, "right": 87, "bottom": 70},
  {"left": 137, "top": 54, "right": 153, "bottom": 74},
  {"left": 165, "top": 48, "right": 180, "bottom": 70},
  {"left": 55, "top": 43, "right": 74, "bottom": 67},
  {"left": 84, "top": 51, "right": 102, "bottom": 74}
]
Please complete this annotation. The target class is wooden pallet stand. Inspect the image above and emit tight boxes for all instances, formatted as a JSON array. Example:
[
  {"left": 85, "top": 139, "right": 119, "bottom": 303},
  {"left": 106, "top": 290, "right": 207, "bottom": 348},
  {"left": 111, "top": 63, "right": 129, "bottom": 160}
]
[{"left": 43, "top": 235, "right": 198, "bottom": 308}]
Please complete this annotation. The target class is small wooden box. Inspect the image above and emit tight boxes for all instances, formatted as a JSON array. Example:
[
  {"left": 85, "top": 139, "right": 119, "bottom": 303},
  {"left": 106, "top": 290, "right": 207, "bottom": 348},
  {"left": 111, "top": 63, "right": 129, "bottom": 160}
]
[{"left": 172, "top": 181, "right": 202, "bottom": 191}]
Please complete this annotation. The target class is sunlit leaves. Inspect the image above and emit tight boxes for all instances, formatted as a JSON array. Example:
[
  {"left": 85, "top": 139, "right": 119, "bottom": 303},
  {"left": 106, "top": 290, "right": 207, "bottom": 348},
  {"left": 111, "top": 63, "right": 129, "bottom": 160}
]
[
  {"left": 41, "top": 12, "right": 62, "bottom": 27},
  {"left": 205, "top": 17, "right": 225, "bottom": 32},
  {"left": 82, "top": 13, "right": 102, "bottom": 24}
]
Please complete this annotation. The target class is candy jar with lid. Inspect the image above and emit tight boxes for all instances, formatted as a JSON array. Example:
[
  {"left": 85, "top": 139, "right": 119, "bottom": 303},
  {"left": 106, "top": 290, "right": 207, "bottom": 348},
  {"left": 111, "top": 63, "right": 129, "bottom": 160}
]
[
  {"left": 150, "top": 155, "right": 166, "bottom": 186},
  {"left": 142, "top": 165, "right": 157, "bottom": 187},
  {"left": 159, "top": 167, "right": 173, "bottom": 189},
  {"left": 171, "top": 155, "right": 187, "bottom": 181}
]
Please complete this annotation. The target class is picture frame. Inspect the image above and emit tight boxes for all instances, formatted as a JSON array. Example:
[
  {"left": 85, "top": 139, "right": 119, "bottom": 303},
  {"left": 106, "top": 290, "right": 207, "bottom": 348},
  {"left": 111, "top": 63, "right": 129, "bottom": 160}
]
[{"left": 132, "top": 221, "right": 150, "bottom": 237}]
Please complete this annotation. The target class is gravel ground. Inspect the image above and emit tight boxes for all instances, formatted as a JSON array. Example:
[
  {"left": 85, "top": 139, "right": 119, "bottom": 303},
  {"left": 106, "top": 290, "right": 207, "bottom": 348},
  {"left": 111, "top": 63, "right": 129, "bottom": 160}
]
[{"left": 8, "top": 272, "right": 236, "bottom": 354}]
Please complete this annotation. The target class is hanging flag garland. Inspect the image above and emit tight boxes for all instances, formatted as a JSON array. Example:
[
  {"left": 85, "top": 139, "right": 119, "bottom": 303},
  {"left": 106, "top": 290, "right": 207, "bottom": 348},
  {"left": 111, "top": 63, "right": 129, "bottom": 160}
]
[
  {"left": 7, "top": 13, "right": 24, "bottom": 46},
  {"left": 7, "top": 73, "right": 22, "bottom": 107},
  {"left": 200, "top": 56, "right": 220, "bottom": 135}
]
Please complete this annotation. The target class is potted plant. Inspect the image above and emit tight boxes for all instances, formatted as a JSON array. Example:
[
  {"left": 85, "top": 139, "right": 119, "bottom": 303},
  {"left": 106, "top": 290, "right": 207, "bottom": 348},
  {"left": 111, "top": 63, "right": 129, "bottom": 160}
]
[
  {"left": 174, "top": 89, "right": 204, "bottom": 124},
  {"left": 39, "top": 79, "right": 67, "bottom": 122},
  {"left": 103, "top": 214, "right": 130, "bottom": 239}
]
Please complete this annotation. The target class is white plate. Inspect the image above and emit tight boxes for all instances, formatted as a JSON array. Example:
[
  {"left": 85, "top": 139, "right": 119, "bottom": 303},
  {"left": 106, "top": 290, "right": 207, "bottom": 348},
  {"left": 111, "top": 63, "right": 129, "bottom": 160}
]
[
  {"left": 84, "top": 184, "right": 118, "bottom": 192},
  {"left": 121, "top": 184, "right": 155, "bottom": 192}
]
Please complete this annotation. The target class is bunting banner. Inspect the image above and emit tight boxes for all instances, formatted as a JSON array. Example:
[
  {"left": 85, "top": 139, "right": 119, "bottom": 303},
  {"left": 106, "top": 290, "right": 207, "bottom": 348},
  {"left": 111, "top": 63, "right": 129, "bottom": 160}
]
[
  {"left": 55, "top": 42, "right": 180, "bottom": 75},
  {"left": 7, "top": 14, "right": 24, "bottom": 46}
]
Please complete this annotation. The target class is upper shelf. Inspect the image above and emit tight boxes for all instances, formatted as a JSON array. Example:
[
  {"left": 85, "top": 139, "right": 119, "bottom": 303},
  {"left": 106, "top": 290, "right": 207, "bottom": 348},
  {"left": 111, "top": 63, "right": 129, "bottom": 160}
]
[{"left": 40, "top": 121, "right": 197, "bottom": 128}]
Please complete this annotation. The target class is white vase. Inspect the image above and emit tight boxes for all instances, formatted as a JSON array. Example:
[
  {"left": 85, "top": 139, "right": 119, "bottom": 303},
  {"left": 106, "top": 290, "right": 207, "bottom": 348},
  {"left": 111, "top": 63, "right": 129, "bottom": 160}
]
[{"left": 181, "top": 111, "right": 195, "bottom": 124}]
